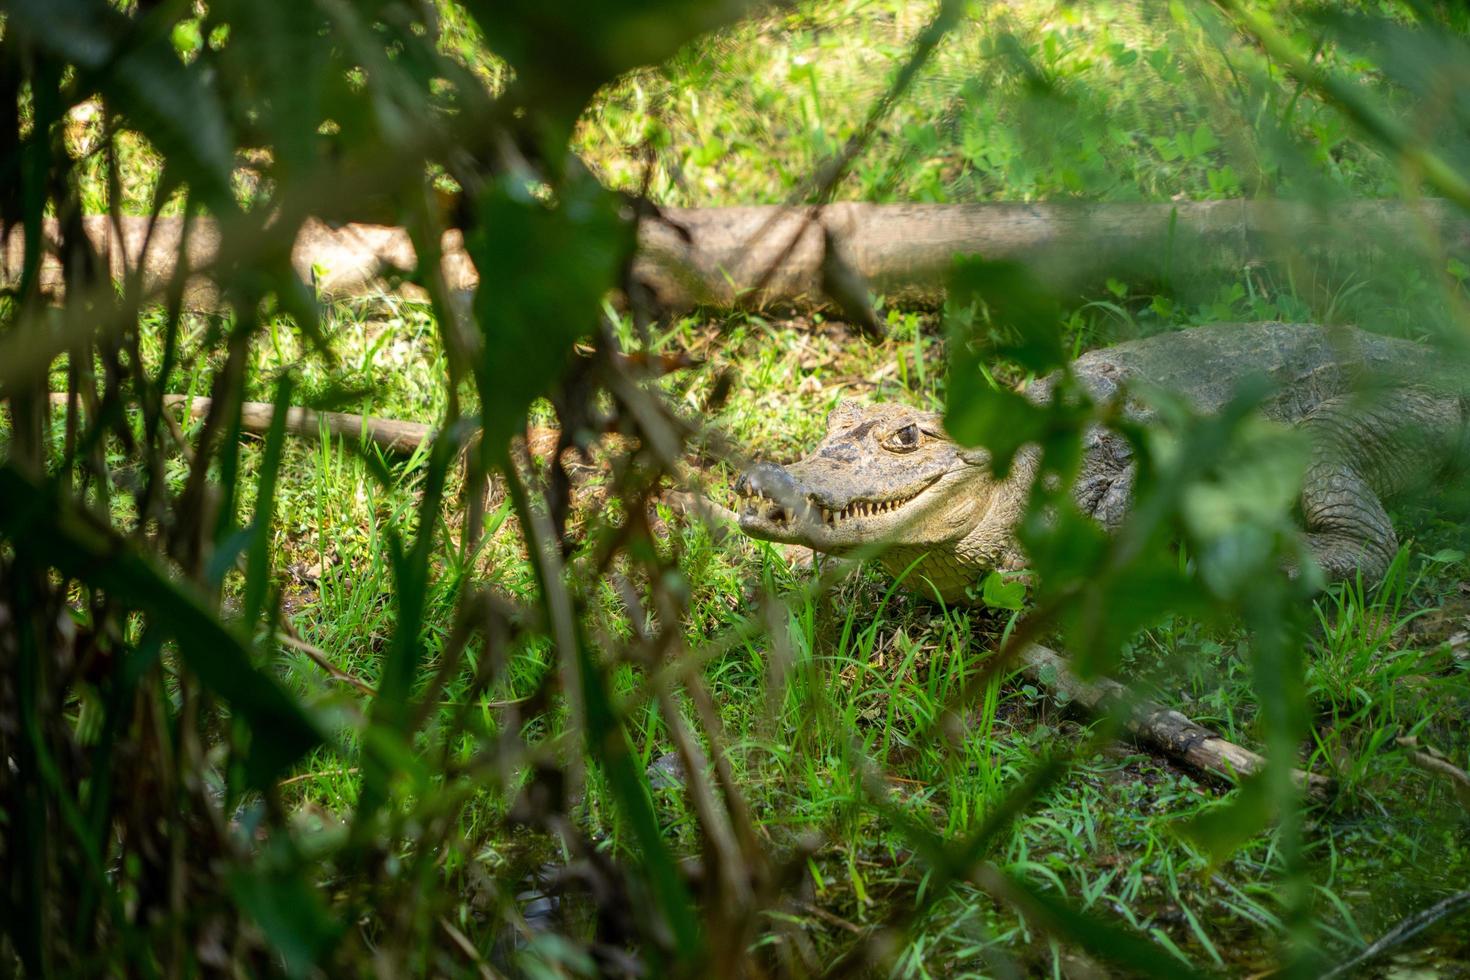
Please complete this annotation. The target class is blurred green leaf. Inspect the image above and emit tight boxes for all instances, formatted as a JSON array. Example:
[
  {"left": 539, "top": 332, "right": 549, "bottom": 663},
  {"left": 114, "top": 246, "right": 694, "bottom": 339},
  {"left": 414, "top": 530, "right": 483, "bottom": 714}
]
[
  {"left": 8, "top": 0, "right": 236, "bottom": 210},
  {"left": 0, "top": 466, "right": 323, "bottom": 788},
  {"left": 1064, "top": 561, "right": 1202, "bottom": 678},
  {"left": 947, "top": 257, "right": 1067, "bottom": 375},
  {"left": 1018, "top": 497, "right": 1110, "bottom": 602},
  {"left": 229, "top": 863, "right": 342, "bottom": 978},
  {"left": 463, "top": 0, "right": 755, "bottom": 123},
  {"left": 944, "top": 371, "right": 1048, "bottom": 474},
  {"left": 171, "top": 20, "right": 203, "bottom": 59},
  {"left": 243, "top": 376, "right": 294, "bottom": 630},
  {"left": 467, "top": 172, "right": 633, "bottom": 455},
  {"left": 1177, "top": 771, "right": 1275, "bottom": 864},
  {"left": 1183, "top": 417, "right": 1308, "bottom": 599}
]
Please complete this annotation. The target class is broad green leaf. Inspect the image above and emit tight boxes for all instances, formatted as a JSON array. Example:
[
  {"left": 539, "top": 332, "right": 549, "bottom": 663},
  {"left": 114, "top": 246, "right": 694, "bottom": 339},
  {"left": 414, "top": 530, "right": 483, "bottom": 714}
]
[
  {"left": 1018, "top": 497, "right": 1110, "bottom": 599},
  {"left": 1191, "top": 122, "right": 1219, "bottom": 157},
  {"left": 1064, "top": 561, "right": 1203, "bottom": 678},
  {"left": 943, "top": 371, "right": 1048, "bottom": 473},
  {"left": 229, "top": 863, "right": 342, "bottom": 978},
  {"left": 981, "top": 570, "right": 1027, "bottom": 611},
  {"left": 947, "top": 257, "right": 1067, "bottom": 375}
]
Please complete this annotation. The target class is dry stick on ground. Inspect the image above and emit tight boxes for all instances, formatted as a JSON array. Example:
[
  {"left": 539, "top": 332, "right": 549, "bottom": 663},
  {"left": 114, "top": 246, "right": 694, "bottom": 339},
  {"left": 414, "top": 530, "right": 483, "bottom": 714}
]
[
  {"left": 47, "top": 391, "right": 435, "bottom": 455},
  {"left": 276, "top": 631, "right": 377, "bottom": 697},
  {"left": 1019, "top": 644, "right": 1333, "bottom": 799},
  {"left": 1396, "top": 735, "right": 1470, "bottom": 809},
  {"left": 1318, "top": 889, "right": 1470, "bottom": 980},
  {"left": 278, "top": 767, "right": 362, "bottom": 788},
  {"left": 67, "top": 394, "right": 1332, "bottom": 797},
  {"left": 11, "top": 199, "right": 1470, "bottom": 311}
]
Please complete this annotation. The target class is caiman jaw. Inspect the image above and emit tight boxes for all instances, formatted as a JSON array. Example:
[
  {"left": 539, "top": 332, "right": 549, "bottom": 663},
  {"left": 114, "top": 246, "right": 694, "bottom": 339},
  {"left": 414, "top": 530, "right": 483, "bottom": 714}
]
[
  {"left": 736, "top": 485, "right": 927, "bottom": 529},
  {"left": 733, "top": 461, "right": 941, "bottom": 549}
]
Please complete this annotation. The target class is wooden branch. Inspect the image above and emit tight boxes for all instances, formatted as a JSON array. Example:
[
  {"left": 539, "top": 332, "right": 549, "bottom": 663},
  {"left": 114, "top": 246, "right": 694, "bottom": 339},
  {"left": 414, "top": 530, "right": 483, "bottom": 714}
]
[
  {"left": 47, "top": 391, "right": 434, "bottom": 455},
  {"left": 276, "top": 631, "right": 377, "bottom": 697},
  {"left": 1018, "top": 643, "right": 1334, "bottom": 800},
  {"left": 1320, "top": 889, "right": 1470, "bottom": 980},
  {"left": 639, "top": 198, "right": 1470, "bottom": 309},
  {"left": 1397, "top": 735, "right": 1470, "bottom": 810},
  {"left": 9, "top": 198, "right": 1468, "bottom": 311}
]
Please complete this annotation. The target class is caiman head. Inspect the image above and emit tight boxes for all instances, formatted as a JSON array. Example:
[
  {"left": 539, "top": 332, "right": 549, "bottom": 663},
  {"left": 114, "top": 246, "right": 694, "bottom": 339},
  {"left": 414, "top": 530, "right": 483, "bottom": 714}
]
[{"left": 734, "top": 400, "right": 1031, "bottom": 602}]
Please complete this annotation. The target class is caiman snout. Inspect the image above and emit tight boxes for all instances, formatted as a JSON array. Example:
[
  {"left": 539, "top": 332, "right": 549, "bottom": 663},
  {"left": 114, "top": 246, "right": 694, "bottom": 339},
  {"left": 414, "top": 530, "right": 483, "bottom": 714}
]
[
  {"left": 735, "top": 461, "right": 796, "bottom": 501},
  {"left": 736, "top": 455, "right": 947, "bottom": 542},
  {"left": 734, "top": 462, "right": 806, "bottom": 527}
]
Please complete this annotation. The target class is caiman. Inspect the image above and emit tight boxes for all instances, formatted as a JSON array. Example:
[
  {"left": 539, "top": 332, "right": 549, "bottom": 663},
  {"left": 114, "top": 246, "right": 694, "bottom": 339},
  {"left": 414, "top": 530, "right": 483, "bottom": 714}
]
[{"left": 735, "top": 321, "right": 1465, "bottom": 603}]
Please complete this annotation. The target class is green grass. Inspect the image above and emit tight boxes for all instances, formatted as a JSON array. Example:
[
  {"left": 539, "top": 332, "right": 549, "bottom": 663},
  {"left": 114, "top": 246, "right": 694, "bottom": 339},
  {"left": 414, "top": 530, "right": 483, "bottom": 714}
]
[
  {"left": 576, "top": 0, "right": 1410, "bottom": 207},
  {"left": 207, "top": 261, "right": 1468, "bottom": 972}
]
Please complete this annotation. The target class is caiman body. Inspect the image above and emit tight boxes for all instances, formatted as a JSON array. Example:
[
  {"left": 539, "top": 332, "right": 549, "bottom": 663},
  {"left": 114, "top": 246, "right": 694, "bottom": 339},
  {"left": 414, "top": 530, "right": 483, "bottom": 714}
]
[{"left": 736, "top": 322, "right": 1464, "bottom": 603}]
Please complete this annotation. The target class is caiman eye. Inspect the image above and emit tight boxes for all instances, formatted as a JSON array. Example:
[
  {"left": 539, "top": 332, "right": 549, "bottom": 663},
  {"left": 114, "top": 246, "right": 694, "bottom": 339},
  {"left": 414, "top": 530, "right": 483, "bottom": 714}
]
[{"left": 882, "top": 423, "right": 922, "bottom": 453}]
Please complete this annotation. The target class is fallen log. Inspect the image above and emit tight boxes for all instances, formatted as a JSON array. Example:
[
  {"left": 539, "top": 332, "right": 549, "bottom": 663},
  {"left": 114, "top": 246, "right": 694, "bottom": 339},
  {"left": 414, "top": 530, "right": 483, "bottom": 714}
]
[
  {"left": 8, "top": 198, "right": 1468, "bottom": 311},
  {"left": 639, "top": 198, "right": 1470, "bottom": 309},
  {"left": 1018, "top": 644, "right": 1333, "bottom": 799},
  {"left": 46, "top": 392, "right": 435, "bottom": 455}
]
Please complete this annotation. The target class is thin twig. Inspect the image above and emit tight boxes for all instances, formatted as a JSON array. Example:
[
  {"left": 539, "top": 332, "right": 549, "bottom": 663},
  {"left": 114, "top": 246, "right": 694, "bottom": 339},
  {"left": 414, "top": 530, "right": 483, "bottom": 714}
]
[
  {"left": 276, "top": 631, "right": 377, "bottom": 697},
  {"left": 1319, "top": 890, "right": 1470, "bottom": 980},
  {"left": 1397, "top": 736, "right": 1470, "bottom": 808},
  {"left": 278, "top": 767, "right": 360, "bottom": 788},
  {"left": 439, "top": 917, "right": 501, "bottom": 980},
  {"left": 799, "top": 902, "right": 865, "bottom": 936}
]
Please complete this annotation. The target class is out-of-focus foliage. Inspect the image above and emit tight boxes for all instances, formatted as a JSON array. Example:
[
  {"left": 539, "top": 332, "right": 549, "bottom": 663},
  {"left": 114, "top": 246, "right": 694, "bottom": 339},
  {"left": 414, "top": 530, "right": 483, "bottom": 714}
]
[
  {"left": 0, "top": 0, "right": 764, "bottom": 973},
  {"left": 1, "top": 0, "right": 1469, "bottom": 977}
]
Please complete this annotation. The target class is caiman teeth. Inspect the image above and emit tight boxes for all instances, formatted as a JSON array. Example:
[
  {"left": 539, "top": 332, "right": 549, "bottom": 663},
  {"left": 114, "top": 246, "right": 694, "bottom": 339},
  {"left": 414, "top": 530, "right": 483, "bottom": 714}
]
[
  {"left": 738, "top": 481, "right": 925, "bottom": 528},
  {"left": 811, "top": 487, "right": 923, "bottom": 526}
]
